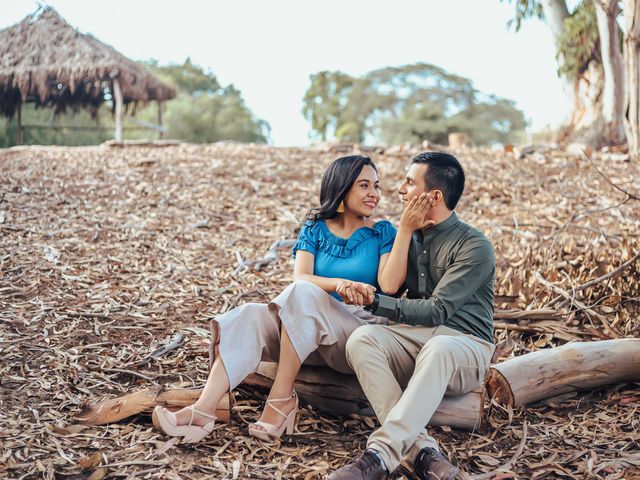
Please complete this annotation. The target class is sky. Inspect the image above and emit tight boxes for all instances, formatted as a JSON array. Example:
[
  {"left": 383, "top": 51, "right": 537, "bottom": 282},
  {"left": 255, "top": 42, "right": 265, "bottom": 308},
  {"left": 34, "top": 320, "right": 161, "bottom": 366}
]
[{"left": 3, "top": 0, "right": 572, "bottom": 146}]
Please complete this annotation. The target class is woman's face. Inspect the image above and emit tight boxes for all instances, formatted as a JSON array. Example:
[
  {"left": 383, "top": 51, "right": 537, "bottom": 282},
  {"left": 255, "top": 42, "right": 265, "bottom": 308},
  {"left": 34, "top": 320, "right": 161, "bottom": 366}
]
[{"left": 342, "top": 165, "right": 381, "bottom": 217}]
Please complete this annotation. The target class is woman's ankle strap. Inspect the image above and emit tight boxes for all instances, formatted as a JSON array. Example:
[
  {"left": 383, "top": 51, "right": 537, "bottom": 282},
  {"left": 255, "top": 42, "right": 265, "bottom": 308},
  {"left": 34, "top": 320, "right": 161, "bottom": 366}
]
[
  {"left": 266, "top": 390, "right": 297, "bottom": 404},
  {"left": 190, "top": 405, "right": 217, "bottom": 420}
]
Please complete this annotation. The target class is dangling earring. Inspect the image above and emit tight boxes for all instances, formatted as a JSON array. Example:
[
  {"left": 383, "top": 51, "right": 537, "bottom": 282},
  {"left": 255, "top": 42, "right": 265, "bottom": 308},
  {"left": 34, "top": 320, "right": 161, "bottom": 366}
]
[{"left": 336, "top": 201, "right": 345, "bottom": 213}]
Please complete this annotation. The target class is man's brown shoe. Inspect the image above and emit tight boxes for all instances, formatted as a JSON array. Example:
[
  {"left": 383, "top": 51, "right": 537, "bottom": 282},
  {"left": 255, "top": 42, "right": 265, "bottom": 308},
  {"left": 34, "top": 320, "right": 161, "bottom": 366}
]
[
  {"left": 325, "top": 450, "right": 388, "bottom": 480},
  {"left": 414, "top": 447, "right": 459, "bottom": 480}
]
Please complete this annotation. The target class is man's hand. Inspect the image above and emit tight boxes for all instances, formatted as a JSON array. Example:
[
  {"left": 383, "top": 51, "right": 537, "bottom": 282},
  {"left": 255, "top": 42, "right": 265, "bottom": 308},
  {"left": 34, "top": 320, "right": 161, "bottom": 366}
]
[
  {"left": 336, "top": 280, "right": 376, "bottom": 306},
  {"left": 399, "top": 193, "right": 436, "bottom": 232}
]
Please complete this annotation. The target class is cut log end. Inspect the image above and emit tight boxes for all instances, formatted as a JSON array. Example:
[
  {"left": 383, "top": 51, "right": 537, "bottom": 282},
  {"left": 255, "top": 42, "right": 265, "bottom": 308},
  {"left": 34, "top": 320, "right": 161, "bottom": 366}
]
[{"left": 485, "top": 367, "right": 514, "bottom": 407}]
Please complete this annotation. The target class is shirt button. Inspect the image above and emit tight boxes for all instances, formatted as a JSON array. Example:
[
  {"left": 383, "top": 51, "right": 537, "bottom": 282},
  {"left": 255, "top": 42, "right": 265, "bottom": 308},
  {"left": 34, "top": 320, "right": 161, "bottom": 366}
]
[
  {"left": 423, "top": 250, "right": 426, "bottom": 254},
  {"left": 420, "top": 273, "right": 425, "bottom": 277}
]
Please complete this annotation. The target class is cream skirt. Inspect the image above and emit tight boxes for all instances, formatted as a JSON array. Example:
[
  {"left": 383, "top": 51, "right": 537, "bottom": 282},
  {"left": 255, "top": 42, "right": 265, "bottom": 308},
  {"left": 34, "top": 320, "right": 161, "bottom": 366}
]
[{"left": 208, "top": 280, "right": 389, "bottom": 389}]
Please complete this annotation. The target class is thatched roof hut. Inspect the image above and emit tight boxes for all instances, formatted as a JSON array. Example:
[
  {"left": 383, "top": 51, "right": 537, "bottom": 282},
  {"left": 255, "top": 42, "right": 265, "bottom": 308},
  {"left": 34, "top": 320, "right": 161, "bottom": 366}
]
[{"left": 0, "top": 6, "right": 176, "bottom": 142}]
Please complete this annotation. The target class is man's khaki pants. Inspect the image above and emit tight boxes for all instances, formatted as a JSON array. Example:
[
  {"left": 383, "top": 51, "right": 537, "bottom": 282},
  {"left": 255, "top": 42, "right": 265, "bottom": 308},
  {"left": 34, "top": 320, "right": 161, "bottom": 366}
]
[{"left": 345, "top": 323, "right": 495, "bottom": 472}]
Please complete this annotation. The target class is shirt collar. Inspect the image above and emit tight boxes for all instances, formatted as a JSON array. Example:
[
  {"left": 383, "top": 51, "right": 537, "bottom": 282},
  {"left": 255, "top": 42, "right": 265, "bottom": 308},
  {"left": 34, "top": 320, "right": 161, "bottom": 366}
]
[{"left": 413, "top": 211, "right": 459, "bottom": 241}]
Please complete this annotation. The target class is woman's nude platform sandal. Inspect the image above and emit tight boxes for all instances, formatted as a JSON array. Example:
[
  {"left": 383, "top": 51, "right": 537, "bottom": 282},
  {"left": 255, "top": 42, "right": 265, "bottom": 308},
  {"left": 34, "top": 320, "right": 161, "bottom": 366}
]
[
  {"left": 152, "top": 405, "right": 217, "bottom": 443},
  {"left": 248, "top": 391, "right": 298, "bottom": 442}
]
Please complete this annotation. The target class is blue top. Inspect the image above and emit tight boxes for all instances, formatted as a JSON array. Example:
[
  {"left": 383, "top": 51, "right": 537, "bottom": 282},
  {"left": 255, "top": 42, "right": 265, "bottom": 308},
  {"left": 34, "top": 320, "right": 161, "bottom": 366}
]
[{"left": 292, "top": 220, "right": 397, "bottom": 300}]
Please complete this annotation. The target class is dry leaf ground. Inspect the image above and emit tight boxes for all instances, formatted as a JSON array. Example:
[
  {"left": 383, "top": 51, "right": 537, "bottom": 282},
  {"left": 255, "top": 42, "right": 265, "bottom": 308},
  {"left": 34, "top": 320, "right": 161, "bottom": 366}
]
[{"left": 1, "top": 143, "right": 638, "bottom": 479}]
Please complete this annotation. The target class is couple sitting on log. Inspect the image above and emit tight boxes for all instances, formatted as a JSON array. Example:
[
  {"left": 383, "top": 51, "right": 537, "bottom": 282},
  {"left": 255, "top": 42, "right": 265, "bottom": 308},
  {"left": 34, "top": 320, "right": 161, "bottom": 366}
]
[{"left": 152, "top": 152, "right": 496, "bottom": 480}]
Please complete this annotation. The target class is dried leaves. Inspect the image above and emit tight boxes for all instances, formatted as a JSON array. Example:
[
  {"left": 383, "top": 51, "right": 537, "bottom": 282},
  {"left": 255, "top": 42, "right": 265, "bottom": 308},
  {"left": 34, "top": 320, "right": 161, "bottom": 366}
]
[{"left": 0, "top": 143, "right": 638, "bottom": 479}]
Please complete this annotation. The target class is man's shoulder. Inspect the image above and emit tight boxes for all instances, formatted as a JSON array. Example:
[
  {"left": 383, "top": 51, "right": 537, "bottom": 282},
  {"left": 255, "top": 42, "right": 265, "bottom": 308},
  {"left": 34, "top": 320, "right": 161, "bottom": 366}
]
[{"left": 453, "top": 220, "right": 494, "bottom": 252}]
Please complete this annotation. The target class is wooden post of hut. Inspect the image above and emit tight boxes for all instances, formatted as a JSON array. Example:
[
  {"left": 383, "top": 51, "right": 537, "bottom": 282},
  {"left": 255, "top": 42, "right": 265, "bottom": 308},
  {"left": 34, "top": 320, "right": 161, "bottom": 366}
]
[
  {"left": 157, "top": 101, "right": 164, "bottom": 140},
  {"left": 16, "top": 101, "right": 23, "bottom": 145},
  {"left": 113, "top": 79, "right": 123, "bottom": 142}
]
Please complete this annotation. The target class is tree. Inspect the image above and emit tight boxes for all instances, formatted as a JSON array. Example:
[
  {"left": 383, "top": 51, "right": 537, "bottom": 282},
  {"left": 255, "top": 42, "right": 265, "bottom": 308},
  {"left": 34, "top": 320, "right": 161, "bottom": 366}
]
[
  {"left": 302, "top": 71, "right": 354, "bottom": 141},
  {"left": 146, "top": 58, "right": 221, "bottom": 95},
  {"left": 302, "top": 63, "right": 526, "bottom": 146},
  {"left": 142, "top": 60, "right": 270, "bottom": 144},
  {"left": 593, "top": 0, "right": 625, "bottom": 144},
  {"left": 623, "top": 0, "right": 640, "bottom": 160},
  {"left": 502, "top": 0, "right": 625, "bottom": 148}
]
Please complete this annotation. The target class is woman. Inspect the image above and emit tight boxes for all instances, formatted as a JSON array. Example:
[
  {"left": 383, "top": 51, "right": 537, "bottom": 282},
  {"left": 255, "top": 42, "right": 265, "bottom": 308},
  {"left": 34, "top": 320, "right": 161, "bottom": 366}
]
[{"left": 152, "top": 155, "right": 407, "bottom": 443}]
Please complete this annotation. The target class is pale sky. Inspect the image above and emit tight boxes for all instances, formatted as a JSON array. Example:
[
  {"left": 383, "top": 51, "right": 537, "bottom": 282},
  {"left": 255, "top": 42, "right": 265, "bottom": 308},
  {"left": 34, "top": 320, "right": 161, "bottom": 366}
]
[{"left": 3, "top": 0, "right": 572, "bottom": 146}]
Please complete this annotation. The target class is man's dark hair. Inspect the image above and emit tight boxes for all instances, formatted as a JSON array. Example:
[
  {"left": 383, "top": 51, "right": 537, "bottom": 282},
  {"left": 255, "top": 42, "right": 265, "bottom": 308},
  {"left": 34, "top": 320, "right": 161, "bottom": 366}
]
[
  {"left": 306, "top": 155, "right": 377, "bottom": 223},
  {"left": 412, "top": 152, "right": 465, "bottom": 210}
]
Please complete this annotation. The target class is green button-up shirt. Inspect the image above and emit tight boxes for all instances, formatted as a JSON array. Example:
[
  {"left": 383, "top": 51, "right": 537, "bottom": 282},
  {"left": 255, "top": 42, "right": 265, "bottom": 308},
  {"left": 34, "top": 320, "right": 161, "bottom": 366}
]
[{"left": 372, "top": 212, "right": 495, "bottom": 343}]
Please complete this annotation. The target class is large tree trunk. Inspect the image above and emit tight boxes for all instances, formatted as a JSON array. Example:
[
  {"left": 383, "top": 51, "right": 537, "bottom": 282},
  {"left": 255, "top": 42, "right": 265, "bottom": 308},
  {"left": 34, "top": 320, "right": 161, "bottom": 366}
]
[
  {"left": 542, "top": 0, "right": 576, "bottom": 117},
  {"left": 565, "top": 63, "right": 605, "bottom": 145},
  {"left": 486, "top": 338, "right": 640, "bottom": 407},
  {"left": 593, "top": 0, "right": 626, "bottom": 145},
  {"left": 542, "top": 0, "right": 615, "bottom": 150},
  {"left": 623, "top": 0, "right": 640, "bottom": 160},
  {"left": 543, "top": 0, "right": 570, "bottom": 37}
]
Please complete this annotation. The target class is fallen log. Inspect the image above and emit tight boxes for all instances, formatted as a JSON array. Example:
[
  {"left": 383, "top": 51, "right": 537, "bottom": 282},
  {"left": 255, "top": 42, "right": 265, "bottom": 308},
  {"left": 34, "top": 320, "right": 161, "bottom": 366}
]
[
  {"left": 76, "top": 365, "right": 482, "bottom": 431},
  {"left": 245, "top": 362, "right": 484, "bottom": 431},
  {"left": 486, "top": 338, "right": 640, "bottom": 407},
  {"left": 77, "top": 387, "right": 230, "bottom": 426},
  {"left": 77, "top": 339, "right": 640, "bottom": 429}
]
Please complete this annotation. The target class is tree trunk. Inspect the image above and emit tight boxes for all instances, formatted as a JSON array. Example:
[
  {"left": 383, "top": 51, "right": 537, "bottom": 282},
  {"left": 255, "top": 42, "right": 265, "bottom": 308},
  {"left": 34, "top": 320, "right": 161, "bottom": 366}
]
[
  {"left": 623, "top": 0, "right": 640, "bottom": 160},
  {"left": 245, "top": 362, "right": 484, "bottom": 431},
  {"left": 543, "top": 0, "right": 571, "bottom": 38},
  {"left": 486, "top": 338, "right": 640, "bottom": 407},
  {"left": 542, "top": 0, "right": 576, "bottom": 118},
  {"left": 542, "top": 0, "right": 611, "bottom": 149},
  {"left": 593, "top": 0, "right": 626, "bottom": 145}
]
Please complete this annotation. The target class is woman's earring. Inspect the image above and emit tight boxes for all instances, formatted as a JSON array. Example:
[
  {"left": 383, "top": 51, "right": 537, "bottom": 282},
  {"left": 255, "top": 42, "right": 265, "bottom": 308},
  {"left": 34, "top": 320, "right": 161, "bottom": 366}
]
[{"left": 337, "top": 201, "right": 345, "bottom": 213}]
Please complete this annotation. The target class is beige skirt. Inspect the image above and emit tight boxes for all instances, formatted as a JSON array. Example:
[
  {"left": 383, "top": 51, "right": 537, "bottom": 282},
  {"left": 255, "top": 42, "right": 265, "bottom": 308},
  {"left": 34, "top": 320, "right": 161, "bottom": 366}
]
[{"left": 209, "top": 280, "right": 389, "bottom": 389}]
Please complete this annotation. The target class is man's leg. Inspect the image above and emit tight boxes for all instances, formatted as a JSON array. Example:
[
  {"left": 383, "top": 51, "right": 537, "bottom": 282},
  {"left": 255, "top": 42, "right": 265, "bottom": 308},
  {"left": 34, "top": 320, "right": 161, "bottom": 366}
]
[
  {"left": 345, "top": 324, "right": 439, "bottom": 463},
  {"left": 366, "top": 332, "right": 493, "bottom": 472}
]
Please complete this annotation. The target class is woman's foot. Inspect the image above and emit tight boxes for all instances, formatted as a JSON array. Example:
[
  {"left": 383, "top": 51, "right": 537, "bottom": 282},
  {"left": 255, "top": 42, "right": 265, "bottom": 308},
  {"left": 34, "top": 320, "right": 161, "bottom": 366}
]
[
  {"left": 256, "top": 391, "right": 298, "bottom": 427},
  {"left": 249, "top": 390, "right": 298, "bottom": 442},
  {"left": 152, "top": 404, "right": 217, "bottom": 443},
  {"left": 172, "top": 404, "right": 217, "bottom": 427}
]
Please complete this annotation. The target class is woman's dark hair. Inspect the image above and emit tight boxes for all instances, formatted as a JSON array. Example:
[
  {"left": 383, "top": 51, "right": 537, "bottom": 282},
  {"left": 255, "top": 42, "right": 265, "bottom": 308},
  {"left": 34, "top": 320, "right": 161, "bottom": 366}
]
[{"left": 305, "top": 155, "right": 377, "bottom": 223}]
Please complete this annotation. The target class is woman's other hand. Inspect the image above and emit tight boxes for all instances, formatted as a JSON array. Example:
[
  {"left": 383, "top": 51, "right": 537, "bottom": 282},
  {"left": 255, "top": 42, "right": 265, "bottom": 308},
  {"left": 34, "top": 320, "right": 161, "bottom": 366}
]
[{"left": 399, "top": 193, "right": 436, "bottom": 232}]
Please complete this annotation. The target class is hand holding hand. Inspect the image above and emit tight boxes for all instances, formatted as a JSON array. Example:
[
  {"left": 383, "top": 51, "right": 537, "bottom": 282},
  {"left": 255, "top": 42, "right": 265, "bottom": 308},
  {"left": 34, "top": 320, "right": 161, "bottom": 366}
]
[{"left": 337, "top": 280, "right": 376, "bottom": 306}]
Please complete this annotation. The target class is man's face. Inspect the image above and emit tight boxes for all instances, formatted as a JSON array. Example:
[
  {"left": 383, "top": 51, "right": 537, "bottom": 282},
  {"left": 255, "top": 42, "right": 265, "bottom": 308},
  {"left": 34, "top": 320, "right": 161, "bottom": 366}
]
[{"left": 397, "top": 163, "right": 428, "bottom": 206}]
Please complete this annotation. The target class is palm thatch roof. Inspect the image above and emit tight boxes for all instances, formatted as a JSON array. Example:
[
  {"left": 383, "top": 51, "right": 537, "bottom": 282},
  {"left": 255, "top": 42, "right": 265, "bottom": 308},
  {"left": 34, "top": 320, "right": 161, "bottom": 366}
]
[{"left": 0, "top": 6, "right": 176, "bottom": 118}]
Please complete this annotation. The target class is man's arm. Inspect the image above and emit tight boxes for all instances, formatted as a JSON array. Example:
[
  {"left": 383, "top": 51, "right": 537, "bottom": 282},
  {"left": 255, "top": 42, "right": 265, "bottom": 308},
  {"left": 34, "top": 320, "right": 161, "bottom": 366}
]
[
  {"left": 377, "top": 193, "right": 435, "bottom": 294},
  {"left": 371, "top": 237, "right": 495, "bottom": 326}
]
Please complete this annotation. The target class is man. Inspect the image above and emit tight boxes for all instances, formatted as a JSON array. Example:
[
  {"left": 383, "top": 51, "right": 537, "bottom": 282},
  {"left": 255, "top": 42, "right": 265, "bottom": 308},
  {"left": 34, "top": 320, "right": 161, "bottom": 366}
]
[{"left": 326, "top": 152, "right": 496, "bottom": 480}]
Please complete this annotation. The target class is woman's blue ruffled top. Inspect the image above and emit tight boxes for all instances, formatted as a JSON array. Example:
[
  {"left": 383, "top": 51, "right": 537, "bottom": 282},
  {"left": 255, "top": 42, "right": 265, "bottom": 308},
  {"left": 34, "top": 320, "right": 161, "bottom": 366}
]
[{"left": 292, "top": 220, "right": 397, "bottom": 299}]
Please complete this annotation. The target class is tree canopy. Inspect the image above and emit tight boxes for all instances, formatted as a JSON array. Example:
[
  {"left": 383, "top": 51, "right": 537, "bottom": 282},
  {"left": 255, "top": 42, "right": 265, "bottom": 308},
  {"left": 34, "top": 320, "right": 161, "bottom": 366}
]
[
  {"left": 143, "top": 59, "right": 270, "bottom": 144},
  {"left": 302, "top": 63, "right": 526, "bottom": 146}
]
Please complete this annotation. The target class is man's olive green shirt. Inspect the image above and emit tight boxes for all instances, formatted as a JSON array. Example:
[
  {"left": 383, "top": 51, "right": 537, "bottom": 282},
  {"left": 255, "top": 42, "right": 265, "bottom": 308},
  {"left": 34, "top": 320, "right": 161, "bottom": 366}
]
[{"left": 372, "top": 212, "right": 495, "bottom": 343}]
